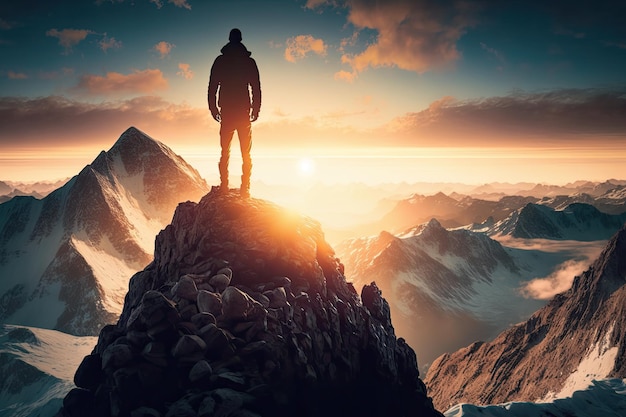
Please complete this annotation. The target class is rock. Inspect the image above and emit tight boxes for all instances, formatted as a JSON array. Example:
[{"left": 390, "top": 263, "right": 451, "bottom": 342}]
[
  {"left": 191, "top": 312, "right": 216, "bottom": 328},
  {"left": 172, "top": 335, "right": 207, "bottom": 359},
  {"left": 62, "top": 388, "right": 96, "bottom": 417},
  {"left": 101, "top": 343, "right": 134, "bottom": 370},
  {"left": 140, "top": 290, "right": 179, "bottom": 327},
  {"left": 197, "top": 290, "right": 222, "bottom": 316},
  {"left": 209, "top": 272, "right": 231, "bottom": 292},
  {"left": 221, "top": 286, "right": 251, "bottom": 322},
  {"left": 131, "top": 407, "right": 161, "bottom": 417},
  {"left": 171, "top": 275, "right": 199, "bottom": 301},
  {"left": 189, "top": 360, "right": 213, "bottom": 382},
  {"left": 60, "top": 190, "right": 444, "bottom": 417},
  {"left": 265, "top": 287, "right": 287, "bottom": 308},
  {"left": 142, "top": 342, "right": 168, "bottom": 367},
  {"left": 74, "top": 354, "right": 103, "bottom": 391}
]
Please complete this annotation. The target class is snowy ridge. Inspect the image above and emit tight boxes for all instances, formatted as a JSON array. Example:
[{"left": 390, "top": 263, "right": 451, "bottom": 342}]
[
  {"left": 444, "top": 379, "right": 626, "bottom": 417},
  {"left": 0, "top": 324, "right": 96, "bottom": 417},
  {"left": 489, "top": 202, "right": 626, "bottom": 240}
]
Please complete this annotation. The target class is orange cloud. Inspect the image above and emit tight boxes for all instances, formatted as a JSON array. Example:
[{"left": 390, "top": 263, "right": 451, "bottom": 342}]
[
  {"left": 284, "top": 35, "right": 327, "bottom": 63},
  {"left": 177, "top": 63, "right": 194, "bottom": 79},
  {"left": 76, "top": 69, "right": 168, "bottom": 95},
  {"left": 7, "top": 71, "right": 28, "bottom": 79},
  {"left": 334, "top": 69, "right": 356, "bottom": 83},
  {"left": 309, "top": 0, "right": 479, "bottom": 75},
  {"left": 46, "top": 28, "right": 93, "bottom": 54},
  {"left": 154, "top": 41, "right": 174, "bottom": 58},
  {"left": 100, "top": 35, "right": 122, "bottom": 52}
]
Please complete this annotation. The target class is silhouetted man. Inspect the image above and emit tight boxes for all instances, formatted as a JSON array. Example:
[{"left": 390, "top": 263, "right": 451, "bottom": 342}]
[{"left": 208, "top": 28, "right": 261, "bottom": 198}]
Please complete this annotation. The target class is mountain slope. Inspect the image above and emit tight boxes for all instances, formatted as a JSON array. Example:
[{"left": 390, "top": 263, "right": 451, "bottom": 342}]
[
  {"left": 0, "top": 127, "right": 208, "bottom": 335},
  {"left": 424, "top": 225, "right": 626, "bottom": 411},
  {"left": 335, "top": 219, "right": 552, "bottom": 368},
  {"left": 0, "top": 324, "right": 96, "bottom": 417},
  {"left": 59, "top": 189, "right": 444, "bottom": 417}
]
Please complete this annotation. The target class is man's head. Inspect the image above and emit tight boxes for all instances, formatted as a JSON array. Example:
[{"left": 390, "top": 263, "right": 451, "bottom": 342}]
[{"left": 229, "top": 28, "right": 242, "bottom": 43}]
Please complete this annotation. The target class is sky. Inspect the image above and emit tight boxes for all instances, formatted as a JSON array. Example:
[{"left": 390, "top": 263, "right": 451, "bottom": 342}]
[{"left": 1, "top": 0, "right": 626, "bottom": 186}]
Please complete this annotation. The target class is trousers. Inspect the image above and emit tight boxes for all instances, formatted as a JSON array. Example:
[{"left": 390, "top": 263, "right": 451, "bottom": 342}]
[{"left": 218, "top": 109, "right": 252, "bottom": 190}]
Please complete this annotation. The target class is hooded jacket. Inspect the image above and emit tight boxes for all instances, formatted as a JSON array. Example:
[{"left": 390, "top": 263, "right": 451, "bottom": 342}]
[{"left": 208, "top": 41, "right": 261, "bottom": 114}]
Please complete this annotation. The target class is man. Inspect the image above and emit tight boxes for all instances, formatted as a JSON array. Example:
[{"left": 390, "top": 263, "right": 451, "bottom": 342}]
[{"left": 208, "top": 28, "right": 261, "bottom": 198}]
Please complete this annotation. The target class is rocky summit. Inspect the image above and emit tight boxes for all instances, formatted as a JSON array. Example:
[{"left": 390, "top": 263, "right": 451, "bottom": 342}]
[{"left": 58, "top": 188, "right": 443, "bottom": 417}]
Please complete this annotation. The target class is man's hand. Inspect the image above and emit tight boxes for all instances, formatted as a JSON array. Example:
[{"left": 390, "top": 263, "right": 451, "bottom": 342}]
[
  {"left": 211, "top": 110, "right": 221, "bottom": 122},
  {"left": 250, "top": 109, "right": 259, "bottom": 122}
]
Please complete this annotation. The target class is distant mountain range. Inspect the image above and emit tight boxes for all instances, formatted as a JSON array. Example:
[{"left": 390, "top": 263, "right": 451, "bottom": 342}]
[
  {"left": 337, "top": 195, "right": 626, "bottom": 368},
  {"left": 425, "top": 226, "right": 626, "bottom": 411},
  {"left": 355, "top": 183, "right": 626, "bottom": 237},
  {"left": 0, "top": 127, "right": 208, "bottom": 336}
]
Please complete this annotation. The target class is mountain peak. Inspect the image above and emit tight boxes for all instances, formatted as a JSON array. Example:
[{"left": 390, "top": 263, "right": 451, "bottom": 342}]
[{"left": 61, "top": 189, "right": 444, "bottom": 417}]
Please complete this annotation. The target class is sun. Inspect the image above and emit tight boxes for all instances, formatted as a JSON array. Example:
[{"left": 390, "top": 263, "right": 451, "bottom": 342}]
[{"left": 297, "top": 157, "right": 316, "bottom": 177}]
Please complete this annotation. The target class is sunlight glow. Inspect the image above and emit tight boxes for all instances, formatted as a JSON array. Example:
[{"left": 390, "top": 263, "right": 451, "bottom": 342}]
[{"left": 297, "top": 157, "right": 316, "bottom": 177}]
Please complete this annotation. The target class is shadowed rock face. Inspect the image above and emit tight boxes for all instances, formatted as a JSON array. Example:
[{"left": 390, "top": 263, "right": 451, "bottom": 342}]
[{"left": 59, "top": 188, "right": 444, "bottom": 417}]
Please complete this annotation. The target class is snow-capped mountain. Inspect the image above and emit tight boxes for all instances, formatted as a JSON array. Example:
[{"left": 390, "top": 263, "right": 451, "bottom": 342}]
[
  {"left": 0, "top": 324, "right": 96, "bottom": 417},
  {"left": 488, "top": 202, "right": 626, "bottom": 240},
  {"left": 0, "top": 127, "right": 208, "bottom": 336},
  {"left": 424, "top": 225, "right": 626, "bottom": 411},
  {"left": 336, "top": 219, "right": 558, "bottom": 368}
]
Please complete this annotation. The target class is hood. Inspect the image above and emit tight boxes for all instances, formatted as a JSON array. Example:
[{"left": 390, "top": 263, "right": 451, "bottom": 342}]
[{"left": 220, "top": 41, "right": 252, "bottom": 57}]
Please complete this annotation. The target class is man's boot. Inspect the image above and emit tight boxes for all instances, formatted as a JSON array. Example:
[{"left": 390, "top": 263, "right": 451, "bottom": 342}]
[{"left": 240, "top": 175, "right": 250, "bottom": 198}]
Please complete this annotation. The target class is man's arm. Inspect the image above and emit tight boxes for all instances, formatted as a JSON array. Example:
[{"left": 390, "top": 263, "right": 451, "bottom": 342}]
[
  {"left": 208, "top": 58, "right": 221, "bottom": 122},
  {"left": 250, "top": 58, "right": 261, "bottom": 122}
]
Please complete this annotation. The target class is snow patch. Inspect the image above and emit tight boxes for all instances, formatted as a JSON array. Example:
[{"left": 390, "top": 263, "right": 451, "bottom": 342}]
[
  {"left": 444, "top": 378, "right": 626, "bottom": 417},
  {"left": 71, "top": 235, "right": 136, "bottom": 313},
  {"left": 542, "top": 323, "right": 618, "bottom": 401},
  {"left": 0, "top": 325, "right": 96, "bottom": 417}
]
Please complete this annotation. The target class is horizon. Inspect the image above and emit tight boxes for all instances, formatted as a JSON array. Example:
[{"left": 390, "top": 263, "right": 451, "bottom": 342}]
[{"left": 2, "top": 124, "right": 626, "bottom": 186}]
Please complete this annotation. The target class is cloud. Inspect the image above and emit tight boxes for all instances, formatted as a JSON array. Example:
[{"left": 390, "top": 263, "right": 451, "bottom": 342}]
[
  {"left": 480, "top": 41, "right": 505, "bottom": 70},
  {"left": 0, "top": 95, "right": 211, "bottom": 149},
  {"left": 334, "top": 69, "right": 356, "bottom": 83},
  {"left": 520, "top": 259, "right": 590, "bottom": 300},
  {"left": 169, "top": 0, "right": 191, "bottom": 9},
  {"left": 75, "top": 69, "right": 168, "bottom": 95},
  {"left": 99, "top": 35, "right": 122, "bottom": 52},
  {"left": 177, "top": 63, "right": 194, "bottom": 79},
  {"left": 46, "top": 28, "right": 93, "bottom": 54},
  {"left": 284, "top": 35, "right": 327, "bottom": 63},
  {"left": 154, "top": 41, "right": 174, "bottom": 58},
  {"left": 309, "top": 0, "right": 479, "bottom": 75},
  {"left": 0, "top": 18, "right": 15, "bottom": 30},
  {"left": 7, "top": 71, "right": 28, "bottom": 79},
  {"left": 387, "top": 88, "right": 626, "bottom": 146}
]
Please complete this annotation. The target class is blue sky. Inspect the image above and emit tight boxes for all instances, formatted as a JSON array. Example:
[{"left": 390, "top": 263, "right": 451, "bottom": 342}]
[{"left": 1, "top": 0, "right": 625, "bottom": 183}]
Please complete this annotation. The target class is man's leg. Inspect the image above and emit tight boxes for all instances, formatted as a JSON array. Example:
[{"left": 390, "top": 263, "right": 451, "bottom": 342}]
[
  {"left": 219, "top": 118, "right": 236, "bottom": 191},
  {"left": 237, "top": 118, "right": 253, "bottom": 197}
]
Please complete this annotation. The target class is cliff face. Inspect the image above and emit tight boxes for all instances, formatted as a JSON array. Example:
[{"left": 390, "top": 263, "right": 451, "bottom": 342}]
[
  {"left": 59, "top": 188, "right": 444, "bottom": 417},
  {"left": 425, "top": 226, "right": 626, "bottom": 411}
]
